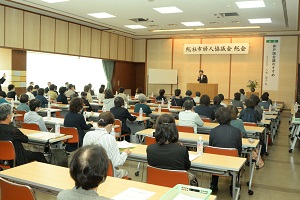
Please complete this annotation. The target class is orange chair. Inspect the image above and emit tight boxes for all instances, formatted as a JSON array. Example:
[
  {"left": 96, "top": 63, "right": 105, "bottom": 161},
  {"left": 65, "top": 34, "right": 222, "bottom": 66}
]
[
  {"left": 0, "top": 177, "right": 36, "bottom": 200},
  {"left": 201, "top": 118, "right": 211, "bottom": 122},
  {"left": 51, "top": 106, "right": 62, "bottom": 118},
  {"left": 145, "top": 136, "right": 156, "bottom": 145},
  {"left": 146, "top": 165, "right": 189, "bottom": 187},
  {"left": 107, "top": 160, "right": 131, "bottom": 180},
  {"left": 204, "top": 146, "right": 238, "bottom": 157},
  {"left": 243, "top": 122, "right": 257, "bottom": 127},
  {"left": 60, "top": 127, "right": 79, "bottom": 149},
  {"left": 130, "top": 105, "right": 135, "bottom": 109},
  {"left": 15, "top": 110, "right": 26, "bottom": 127},
  {"left": 170, "top": 106, "right": 181, "bottom": 109},
  {"left": 21, "top": 122, "right": 40, "bottom": 131},
  {"left": 114, "top": 119, "right": 130, "bottom": 141},
  {"left": 176, "top": 125, "right": 194, "bottom": 133},
  {"left": 155, "top": 107, "right": 169, "bottom": 112},
  {"left": 0, "top": 141, "right": 15, "bottom": 169}
]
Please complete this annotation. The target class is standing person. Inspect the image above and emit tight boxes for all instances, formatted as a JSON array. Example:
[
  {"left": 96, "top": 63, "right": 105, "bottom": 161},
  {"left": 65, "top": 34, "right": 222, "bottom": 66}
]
[
  {"left": 209, "top": 107, "right": 242, "bottom": 193},
  {"left": 179, "top": 100, "right": 204, "bottom": 133},
  {"left": 45, "top": 82, "right": 51, "bottom": 94},
  {"left": 24, "top": 99, "right": 48, "bottom": 132},
  {"left": 26, "top": 86, "right": 35, "bottom": 100},
  {"left": 0, "top": 73, "right": 6, "bottom": 91},
  {"left": 7, "top": 84, "right": 17, "bottom": 98},
  {"left": 171, "top": 89, "right": 183, "bottom": 107},
  {"left": 197, "top": 70, "right": 208, "bottom": 83},
  {"left": 57, "top": 87, "right": 68, "bottom": 104},
  {"left": 35, "top": 88, "right": 48, "bottom": 108}
]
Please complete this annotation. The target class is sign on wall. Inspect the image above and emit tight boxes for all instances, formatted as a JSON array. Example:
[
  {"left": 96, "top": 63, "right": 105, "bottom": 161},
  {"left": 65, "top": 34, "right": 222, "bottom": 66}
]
[
  {"left": 183, "top": 43, "right": 249, "bottom": 54},
  {"left": 263, "top": 37, "right": 280, "bottom": 91}
]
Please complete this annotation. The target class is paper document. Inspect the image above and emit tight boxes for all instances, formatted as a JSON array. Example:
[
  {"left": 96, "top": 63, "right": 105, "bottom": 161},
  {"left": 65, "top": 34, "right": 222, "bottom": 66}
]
[
  {"left": 173, "top": 193, "right": 205, "bottom": 200},
  {"left": 117, "top": 141, "right": 138, "bottom": 149},
  {"left": 112, "top": 187, "right": 155, "bottom": 200},
  {"left": 27, "top": 132, "right": 65, "bottom": 140},
  {"left": 189, "top": 154, "right": 199, "bottom": 161}
]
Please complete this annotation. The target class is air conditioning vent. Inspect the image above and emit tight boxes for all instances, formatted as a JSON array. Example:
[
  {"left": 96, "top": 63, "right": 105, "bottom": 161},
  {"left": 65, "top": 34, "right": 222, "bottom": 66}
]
[
  {"left": 218, "top": 12, "right": 239, "bottom": 17},
  {"left": 129, "top": 18, "right": 150, "bottom": 23}
]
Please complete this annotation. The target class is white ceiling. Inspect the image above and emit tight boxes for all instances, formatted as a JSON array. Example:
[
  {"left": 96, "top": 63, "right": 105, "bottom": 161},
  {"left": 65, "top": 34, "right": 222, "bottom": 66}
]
[{"left": 2, "top": 0, "right": 299, "bottom": 38}]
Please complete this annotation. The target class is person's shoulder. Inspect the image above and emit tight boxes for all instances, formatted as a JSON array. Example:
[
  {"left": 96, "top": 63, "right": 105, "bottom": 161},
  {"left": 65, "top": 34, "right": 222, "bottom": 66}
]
[{"left": 57, "top": 189, "right": 73, "bottom": 199}]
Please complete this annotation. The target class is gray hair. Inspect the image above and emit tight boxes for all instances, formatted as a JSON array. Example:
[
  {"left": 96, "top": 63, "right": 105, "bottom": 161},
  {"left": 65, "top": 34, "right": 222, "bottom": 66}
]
[
  {"left": 138, "top": 94, "right": 147, "bottom": 103},
  {"left": 0, "top": 103, "right": 12, "bottom": 121}
]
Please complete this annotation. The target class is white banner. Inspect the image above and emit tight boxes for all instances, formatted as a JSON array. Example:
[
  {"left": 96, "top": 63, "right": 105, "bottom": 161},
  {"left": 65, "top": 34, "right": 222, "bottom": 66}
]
[
  {"left": 263, "top": 37, "right": 280, "bottom": 91},
  {"left": 183, "top": 43, "right": 249, "bottom": 54}
]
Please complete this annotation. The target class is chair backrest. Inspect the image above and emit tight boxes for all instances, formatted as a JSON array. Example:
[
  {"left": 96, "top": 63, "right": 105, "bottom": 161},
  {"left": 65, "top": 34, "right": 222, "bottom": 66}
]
[
  {"left": 130, "top": 105, "right": 135, "bottom": 109},
  {"left": 155, "top": 107, "right": 169, "bottom": 112},
  {"left": 204, "top": 146, "right": 238, "bottom": 157},
  {"left": 176, "top": 125, "right": 194, "bottom": 133},
  {"left": 0, "top": 141, "right": 15, "bottom": 169},
  {"left": 0, "top": 177, "right": 36, "bottom": 200},
  {"left": 21, "top": 122, "right": 40, "bottom": 131},
  {"left": 170, "top": 106, "right": 181, "bottom": 108},
  {"left": 243, "top": 122, "right": 257, "bottom": 127},
  {"left": 114, "top": 119, "right": 122, "bottom": 133},
  {"left": 15, "top": 110, "right": 26, "bottom": 122},
  {"left": 201, "top": 118, "right": 211, "bottom": 122},
  {"left": 145, "top": 136, "right": 156, "bottom": 145},
  {"left": 60, "top": 127, "right": 79, "bottom": 148},
  {"left": 146, "top": 166, "right": 189, "bottom": 187},
  {"left": 51, "top": 106, "right": 61, "bottom": 117},
  {"left": 107, "top": 160, "right": 114, "bottom": 177}
]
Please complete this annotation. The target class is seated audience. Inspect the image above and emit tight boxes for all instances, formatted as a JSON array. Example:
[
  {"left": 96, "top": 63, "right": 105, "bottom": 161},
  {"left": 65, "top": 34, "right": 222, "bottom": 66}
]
[
  {"left": 0, "top": 91, "right": 9, "bottom": 104},
  {"left": 64, "top": 97, "right": 93, "bottom": 150},
  {"left": 84, "top": 85, "right": 93, "bottom": 103},
  {"left": 239, "top": 98, "right": 261, "bottom": 123},
  {"left": 117, "top": 87, "right": 128, "bottom": 104},
  {"left": 57, "top": 86, "right": 68, "bottom": 104},
  {"left": 16, "top": 94, "right": 30, "bottom": 112},
  {"left": 57, "top": 145, "right": 110, "bottom": 200},
  {"left": 156, "top": 89, "right": 167, "bottom": 103},
  {"left": 88, "top": 83, "right": 95, "bottom": 96},
  {"left": 83, "top": 112, "right": 131, "bottom": 178},
  {"left": 231, "top": 92, "right": 244, "bottom": 108},
  {"left": 7, "top": 84, "right": 17, "bottom": 99},
  {"left": 110, "top": 97, "right": 136, "bottom": 142},
  {"left": 210, "top": 96, "right": 223, "bottom": 114},
  {"left": 171, "top": 89, "right": 183, "bottom": 107},
  {"left": 24, "top": 99, "right": 48, "bottom": 132},
  {"left": 262, "top": 92, "right": 272, "bottom": 105},
  {"left": 29, "top": 82, "right": 34, "bottom": 86},
  {"left": 240, "top": 89, "right": 247, "bottom": 102},
  {"left": 45, "top": 81, "right": 51, "bottom": 94},
  {"left": 134, "top": 94, "right": 152, "bottom": 116},
  {"left": 218, "top": 93, "right": 227, "bottom": 107},
  {"left": 48, "top": 84, "right": 58, "bottom": 102},
  {"left": 35, "top": 88, "right": 48, "bottom": 108},
  {"left": 209, "top": 107, "right": 242, "bottom": 193},
  {"left": 250, "top": 94, "right": 263, "bottom": 118},
  {"left": 193, "top": 91, "right": 201, "bottom": 104},
  {"left": 135, "top": 87, "right": 143, "bottom": 95},
  {"left": 32, "top": 85, "right": 39, "bottom": 97},
  {"left": 65, "top": 82, "right": 69, "bottom": 88},
  {"left": 179, "top": 100, "right": 204, "bottom": 133},
  {"left": 97, "top": 87, "right": 105, "bottom": 103},
  {"left": 258, "top": 93, "right": 271, "bottom": 109},
  {"left": 182, "top": 90, "right": 196, "bottom": 106},
  {"left": 103, "top": 89, "right": 115, "bottom": 111},
  {"left": 0, "top": 103, "right": 48, "bottom": 167},
  {"left": 193, "top": 94, "right": 215, "bottom": 120},
  {"left": 228, "top": 105, "right": 247, "bottom": 138},
  {"left": 26, "top": 85, "right": 35, "bottom": 100},
  {"left": 65, "top": 84, "right": 76, "bottom": 98},
  {"left": 81, "top": 91, "right": 93, "bottom": 112}
]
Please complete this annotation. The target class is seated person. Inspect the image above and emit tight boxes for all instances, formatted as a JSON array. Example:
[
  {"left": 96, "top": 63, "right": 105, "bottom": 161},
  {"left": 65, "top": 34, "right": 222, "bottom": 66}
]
[
  {"left": 83, "top": 112, "right": 131, "bottom": 178},
  {"left": 179, "top": 100, "right": 204, "bottom": 133},
  {"left": 193, "top": 91, "right": 201, "bottom": 104},
  {"left": 258, "top": 93, "right": 271, "bottom": 109},
  {"left": 44, "top": 81, "right": 51, "bottom": 94},
  {"left": 218, "top": 93, "right": 227, "bottom": 107},
  {"left": 7, "top": 84, "right": 17, "bottom": 99},
  {"left": 24, "top": 99, "right": 48, "bottom": 132},
  {"left": 147, "top": 114, "right": 197, "bottom": 186},
  {"left": 228, "top": 105, "right": 247, "bottom": 138},
  {"left": 239, "top": 98, "right": 261, "bottom": 123},
  {"left": 156, "top": 89, "right": 167, "bottom": 103},
  {"left": 26, "top": 85, "right": 35, "bottom": 100},
  {"left": 171, "top": 89, "right": 183, "bottom": 107},
  {"left": 262, "top": 92, "right": 272, "bottom": 105},
  {"left": 88, "top": 83, "right": 95, "bottom": 96},
  {"left": 103, "top": 89, "right": 115, "bottom": 111},
  {"left": 182, "top": 90, "right": 196, "bottom": 106},
  {"left": 97, "top": 87, "right": 105, "bottom": 103},
  {"left": 231, "top": 92, "right": 244, "bottom": 108},
  {"left": 193, "top": 94, "right": 215, "bottom": 120},
  {"left": 0, "top": 91, "right": 9, "bottom": 104},
  {"left": 16, "top": 94, "right": 30, "bottom": 112},
  {"left": 117, "top": 87, "right": 128, "bottom": 104},
  {"left": 0, "top": 103, "right": 48, "bottom": 167},
  {"left": 250, "top": 94, "right": 263, "bottom": 118},
  {"left": 57, "top": 145, "right": 111, "bottom": 200},
  {"left": 240, "top": 89, "right": 247, "bottom": 102},
  {"left": 84, "top": 85, "right": 93, "bottom": 103},
  {"left": 135, "top": 87, "right": 143, "bottom": 98},
  {"left": 81, "top": 91, "right": 93, "bottom": 112},
  {"left": 35, "top": 88, "right": 48, "bottom": 108},
  {"left": 209, "top": 107, "right": 242, "bottom": 193},
  {"left": 64, "top": 97, "right": 93, "bottom": 150},
  {"left": 57, "top": 87, "right": 68, "bottom": 104},
  {"left": 210, "top": 95, "right": 223, "bottom": 114},
  {"left": 48, "top": 84, "right": 58, "bottom": 102},
  {"left": 65, "top": 84, "right": 76, "bottom": 98},
  {"left": 110, "top": 97, "right": 136, "bottom": 142},
  {"left": 32, "top": 85, "right": 39, "bottom": 97},
  {"left": 134, "top": 94, "right": 152, "bottom": 116}
]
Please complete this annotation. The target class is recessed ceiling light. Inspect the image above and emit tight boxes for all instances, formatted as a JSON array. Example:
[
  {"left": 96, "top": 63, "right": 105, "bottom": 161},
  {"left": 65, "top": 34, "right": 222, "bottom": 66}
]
[
  {"left": 181, "top": 21, "right": 204, "bottom": 27},
  {"left": 124, "top": 25, "right": 147, "bottom": 29},
  {"left": 248, "top": 18, "right": 272, "bottom": 23},
  {"left": 153, "top": 6, "right": 183, "bottom": 14},
  {"left": 41, "top": 0, "right": 69, "bottom": 3},
  {"left": 150, "top": 26, "right": 260, "bottom": 32},
  {"left": 87, "top": 12, "right": 116, "bottom": 19},
  {"left": 235, "top": 0, "right": 265, "bottom": 9}
]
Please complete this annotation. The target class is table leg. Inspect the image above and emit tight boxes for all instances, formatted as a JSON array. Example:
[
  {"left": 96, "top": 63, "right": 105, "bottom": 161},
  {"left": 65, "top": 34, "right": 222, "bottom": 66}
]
[
  {"left": 232, "top": 172, "right": 237, "bottom": 200},
  {"left": 290, "top": 124, "right": 300, "bottom": 152}
]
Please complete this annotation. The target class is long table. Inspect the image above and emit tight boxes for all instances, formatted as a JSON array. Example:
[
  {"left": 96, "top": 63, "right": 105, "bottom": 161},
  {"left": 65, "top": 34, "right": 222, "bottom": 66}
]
[{"left": 0, "top": 162, "right": 217, "bottom": 200}]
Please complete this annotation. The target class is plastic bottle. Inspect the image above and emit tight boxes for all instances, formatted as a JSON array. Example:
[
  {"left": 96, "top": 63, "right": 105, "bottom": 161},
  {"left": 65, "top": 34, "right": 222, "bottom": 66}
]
[
  {"left": 274, "top": 100, "right": 277, "bottom": 107},
  {"left": 158, "top": 104, "right": 161, "bottom": 113},
  {"left": 139, "top": 108, "right": 143, "bottom": 119},
  {"left": 268, "top": 104, "right": 272, "bottom": 112},
  {"left": 83, "top": 111, "right": 87, "bottom": 121},
  {"left": 48, "top": 101, "right": 51, "bottom": 109},
  {"left": 102, "top": 105, "right": 106, "bottom": 112},
  {"left": 127, "top": 94, "right": 130, "bottom": 101},
  {"left": 167, "top": 101, "right": 171, "bottom": 109},
  {"left": 197, "top": 136, "right": 203, "bottom": 155},
  {"left": 11, "top": 99, "right": 14, "bottom": 107},
  {"left": 55, "top": 122, "right": 60, "bottom": 136},
  {"left": 262, "top": 111, "right": 266, "bottom": 120},
  {"left": 151, "top": 92, "right": 154, "bottom": 97},
  {"left": 47, "top": 110, "right": 51, "bottom": 120},
  {"left": 115, "top": 91, "right": 118, "bottom": 96},
  {"left": 161, "top": 100, "right": 164, "bottom": 105},
  {"left": 125, "top": 102, "right": 128, "bottom": 109},
  {"left": 110, "top": 127, "right": 116, "bottom": 137},
  {"left": 98, "top": 99, "right": 101, "bottom": 105},
  {"left": 15, "top": 95, "right": 18, "bottom": 101}
]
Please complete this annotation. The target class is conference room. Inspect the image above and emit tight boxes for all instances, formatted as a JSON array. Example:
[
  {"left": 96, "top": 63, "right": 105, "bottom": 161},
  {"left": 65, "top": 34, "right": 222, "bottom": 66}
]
[{"left": 0, "top": 0, "right": 299, "bottom": 200}]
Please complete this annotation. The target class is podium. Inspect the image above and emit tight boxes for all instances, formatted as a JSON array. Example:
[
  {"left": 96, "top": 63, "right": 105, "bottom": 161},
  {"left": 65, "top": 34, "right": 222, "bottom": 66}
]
[
  {"left": 187, "top": 83, "right": 218, "bottom": 99},
  {"left": 246, "top": 92, "right": 259, "bottom": 99}
]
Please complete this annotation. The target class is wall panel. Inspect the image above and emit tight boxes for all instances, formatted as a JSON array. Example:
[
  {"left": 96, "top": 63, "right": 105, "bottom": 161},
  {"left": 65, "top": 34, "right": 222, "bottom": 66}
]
[
  {"left": 24, "top": 12, "right": 40, "bottom": 51},
  {"left": 118, "top": 36, "right": 125, "bottom": 61},
  {"left": 68, "top": 23, "right": 80, "bottom": 55},
  {"left": 0, "top": 6, "right": 4, "bottom": 46},
  {"left": 133, "top": 39, "right": 146, "bottom": 62},
  {"left": 55, "top": 20, "right": 68, "bottom": 54},
  {"left": 40, "top": 16, "right": 55, "bottom": 52},
  {"left": 91, "top": 29, "right": 101, "bottom": 58},
  {"left": 110, "top": 33, "right": 118, "bottom": 60},
  {"left": 125, "top": 37, "right": 133, "bottom": 61},
  {"left": 5, "top": 7, "right": 23, "bottom": 48},
  {"left": 80, "top": 26, "right": 91, "bottom": 57},
  {"left": 101, "top": 31, "right": 110, "bottom": 59}
]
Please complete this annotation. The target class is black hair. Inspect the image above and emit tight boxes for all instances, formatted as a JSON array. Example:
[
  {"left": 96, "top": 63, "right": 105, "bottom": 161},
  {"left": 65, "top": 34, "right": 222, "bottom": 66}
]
[
  {"left": 136, "top": 87, "right": 143, "bottom": 94},
  {"left": 100, "top": 84, "right": 105, "bottom": 88},
  {"left": 195, "top": 91, "right": 201, "bottom": 97},
  {"left": 227, "top": 105, "right": 238, "bottom": 120},
  {"left": 239, "top": 89, "right": 245, "bottom": 95},
  {"left": 200, "top": 94, "right": 210, "bottom": 106},
  {"left": 245, "top": 98, "right": 255, "bottom": 108},
  {"left": 216, "top": 107, "right": 231, "bottom": 124},
  {"left": 8, "top": 84, "right": 15, "bottom": 91},
  {"left": 185, "top": 90, "right": 192, "bottom": 96},
  {"left": 104, "top": 89, "right": 114, "bottom": 99},
  {"left": 218, "top": 93, "right": 224, "bottom": 101},
  {"left": 154, "top": 114, "right": 178, "bottom": 145},
  {"left": 261, "top": 93, "right": 269, "bottom": 101},
  {"left": 99, "top": 87, "right": 104, "bottom": 93},
  {"left": 19, "top": 93, "right": 29, "bottom": 103},
  {"left": 69, "top": 97, "right": 83, "bottom": 113},
  {"left": 29, "top": 99, "right": 41, "bottom": 111},
  {"left": 84, "top": 85, "right": 90, "bottom": 92},
  {"left": 250, "top": 94, "right": 260, "bottom": 105},
  {"left": 114, "top": 96, "right": 124, "bottom": 107},
  {"left": 0, "top": 91, "right": 6, "bottom": 98},
  {"left": 27, "top": 86, "right": 33, "bottom": 92},
  {"left": 37, "top": 88, "right": 45, "bottom": 96},
  {"left": 69, "top": 84, "right": 74, "bottom": 89},
  {"left": 97, "top": 112, "right": 115, "bottom": 127},
  {"left": 49, "top": 84, "right": 55, "bottom": 91},
  {"left": 59, "top": 87, "right": 67, "bottom": 94},
  {"left": 34, "top": 85, "right": 39, "bottom": 90},
  {"left": 119, "top": 87, "right": 125, "bottom": 93},
  {"left": 234, "top": 92, "right": 241, "bottom": 101},
  {"left": 159, "top": 89, "right": 165, "bottom": 96},
  {"left": 213, "top": 96, "right": 221, "bottom": 105},
  {"left": 174, "top": 89, "right": 181, "bottom": 96},
  {"left": 183, "top": 100, "right": 193, "bottom": 110},
  {"left": 81, "top": 91, "right": 87, "bottom": 97}
]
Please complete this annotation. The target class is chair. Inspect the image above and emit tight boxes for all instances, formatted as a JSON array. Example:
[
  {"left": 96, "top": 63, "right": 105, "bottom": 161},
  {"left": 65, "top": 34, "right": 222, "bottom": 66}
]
[
  {"left": 0, "top": 141, "right": 15, "bottom": 170},
  {"left": 155, "top": 107, "right": 169, "bottom": 112},
  {"left": 243, "top": 122, "right": 257, "bottom": 127},
  {"left": 60, "top": 127, "right": 79, "bottom": 149},
  {"left": 145, "top": 136, "right": 156, "bottom": 145},
  {"left": 170, "top": 106, "right": 181, "bottom": 109},
  {"left": 201, "top": 118, "right": 211, "bottom": 122},
  {"left": 146, "top": 165, "right": 189, "bottom": 187},
  {"left": 107, "top": 160, "right": 131, "bottom": 180},
  {"left": 51, "top": 106, "right": 62, "bottom": 118},
  {"left": 204, "top": 146, "right": 238, "bottom": 157},
  {"left": 15, "top": 110, "right": 26, "bottom": 127},
  {"left": 0, "top": 177, "right": 36, "bottom": 200},
  {"left": 114, "top": 119, "right": 129, "bottom": 141},
  {"left": 21, "top": 122, "right": 40, "bottom": 131},
  {"left": 130, "top": 105, "right": 135, "bottom": 109},
  {"left": 176, "top": 125, "right": 194, "bottom": 133}
]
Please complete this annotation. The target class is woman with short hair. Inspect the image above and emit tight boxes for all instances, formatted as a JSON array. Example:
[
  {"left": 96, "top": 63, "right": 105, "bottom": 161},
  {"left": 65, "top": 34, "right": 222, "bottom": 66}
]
[
  {"left": 103, "top": 89, "right": 115, "bottom": 111},
  {"left": 24, "top": 99, "right": 48, "bottom": 132},
  {"left": 193, "top": 94, "right": 215, "bottom": 120},
  {"left": 171, "top": 89, "right": 183, "bottom": 107},
  {"left": 210, "top": 95, "right": 223, "bottom": 114},
  {"left": 179, "top": 100, "right": 204, "bottom": 133},
  {"left": 239, "top": 98, "right": 261, "bottom": 123},
  {"left": 227, "top": 105, "right": 247, "bottom": 138},
  {"left": 35, "top": 88, "right": 49, "bottom": 108},
  {"left": 57, "top": 86, "right": 68, "bottom": 104},
  {"left": 156, "top": 89, "right": 167, "bottom": 103},
  {"left": 231, "top": 92, "right": 244, "bottom": 108},
  {"left": 7, "top": 84, "right": 17, "bottom": 98},
  {"left": 16, "top": 93, "right": 30, "bottom": 112}
]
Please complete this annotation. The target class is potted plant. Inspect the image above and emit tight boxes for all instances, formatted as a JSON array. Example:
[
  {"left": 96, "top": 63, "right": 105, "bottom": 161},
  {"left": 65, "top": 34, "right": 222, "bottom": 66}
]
[{"left": 247, "top": 80, "right": 259, "bottom": 92}]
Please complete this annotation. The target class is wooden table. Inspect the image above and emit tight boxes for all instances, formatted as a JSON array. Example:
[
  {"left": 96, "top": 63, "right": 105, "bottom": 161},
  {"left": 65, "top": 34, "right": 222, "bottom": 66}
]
[{"left": 0, "top": 162, "right": 217, "bottom": 200}]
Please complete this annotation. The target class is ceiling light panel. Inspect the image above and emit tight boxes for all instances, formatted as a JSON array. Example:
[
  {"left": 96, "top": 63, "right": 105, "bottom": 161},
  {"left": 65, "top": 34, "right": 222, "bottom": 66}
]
[
  {"left": 41, "top": 0, "right": 69, "bottom": 3},
  {"left": 87, "top": 12, "right": 116, "bottom": 19},
  {"left": 153, "top": 6, "right": 183, "bottom": 14},
  {"left": 235, "top": 0, "right": 265, "bottom": 9},
  {"left": 124, "top": 25, "right": 147, "bottom": 29},
  {"left": 248, "top": 18, "right": 272, "bottom": 23},
  {"left": 181, "top": 21, "right": 204, "bottom": 26}
]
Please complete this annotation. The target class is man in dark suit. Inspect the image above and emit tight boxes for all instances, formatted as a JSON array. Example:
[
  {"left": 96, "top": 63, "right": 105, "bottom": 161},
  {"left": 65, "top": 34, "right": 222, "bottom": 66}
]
[
  {"left": 197, "top": 70, "right": 208, "bottom": 83},
  {"left": 209, "top": 107, "right": 242, "bottom": 194},
  {"left": 0, "top": 73, "right": 6, "bottom": 91}
]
